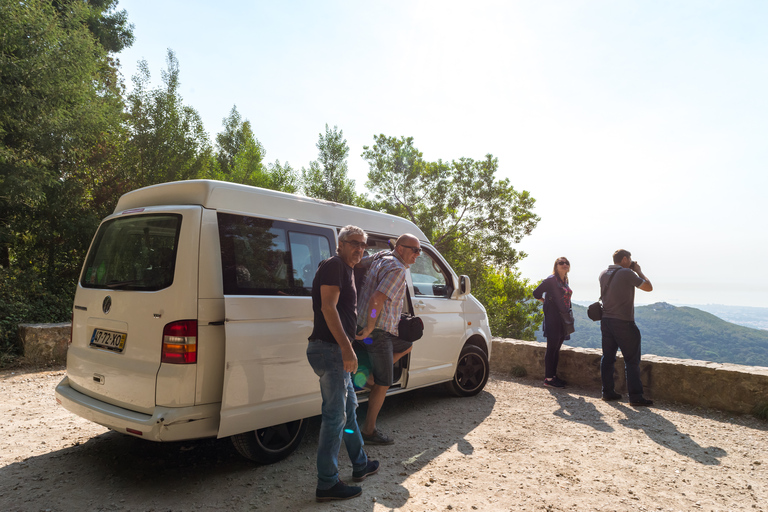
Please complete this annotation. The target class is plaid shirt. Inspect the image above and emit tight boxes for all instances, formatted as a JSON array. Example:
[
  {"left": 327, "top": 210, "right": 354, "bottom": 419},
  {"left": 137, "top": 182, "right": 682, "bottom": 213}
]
[{"left": 357, "top": 251, "right": 407, "bottom": 336}]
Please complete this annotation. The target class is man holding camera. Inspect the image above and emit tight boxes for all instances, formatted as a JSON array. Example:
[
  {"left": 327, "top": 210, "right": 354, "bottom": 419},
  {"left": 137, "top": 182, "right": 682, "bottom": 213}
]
[{"left": 599, "top": 249, "right": 654, "bottom": 406}]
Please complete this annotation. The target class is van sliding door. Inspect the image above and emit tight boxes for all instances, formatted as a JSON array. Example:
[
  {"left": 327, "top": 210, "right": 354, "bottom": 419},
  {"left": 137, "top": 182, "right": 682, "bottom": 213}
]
[{"left": 216, "top": 213, "right": 334, "bottom": 438}]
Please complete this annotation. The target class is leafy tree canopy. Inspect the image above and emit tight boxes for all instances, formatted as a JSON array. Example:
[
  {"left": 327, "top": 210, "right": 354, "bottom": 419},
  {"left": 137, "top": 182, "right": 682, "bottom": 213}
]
[
  {"left": 362, "top": 135, "right": 539, "bottom": 268},
  {"left": 125, "top": 50, "right": 212, "bottom": 188},
  {"left": 361, "top": 134, "right": 542, "bottom": 338},
  {"left": 302, "top": 124, "right": 359, "bottom": 205}
]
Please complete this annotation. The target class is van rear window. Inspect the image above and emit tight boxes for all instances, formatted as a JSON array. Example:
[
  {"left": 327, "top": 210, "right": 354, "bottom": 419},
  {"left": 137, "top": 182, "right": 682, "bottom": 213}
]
[
  {"left": 217, "top": 213, "right": 333, "bottom": 296},
  {"left": 81, "top": 214, "right": 182, "bottom": 291}
]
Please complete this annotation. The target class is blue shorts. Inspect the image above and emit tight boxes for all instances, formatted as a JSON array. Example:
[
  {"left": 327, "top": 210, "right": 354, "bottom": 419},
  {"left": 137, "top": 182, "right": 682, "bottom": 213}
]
[{"left": 355, "top": 329, "right": 412, "bottom": 387}]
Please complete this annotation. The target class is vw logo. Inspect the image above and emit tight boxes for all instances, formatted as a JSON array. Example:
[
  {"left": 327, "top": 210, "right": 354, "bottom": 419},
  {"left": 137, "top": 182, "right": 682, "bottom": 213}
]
[{"left": 102, "top": 296, "right": 112, "bottom": 315}]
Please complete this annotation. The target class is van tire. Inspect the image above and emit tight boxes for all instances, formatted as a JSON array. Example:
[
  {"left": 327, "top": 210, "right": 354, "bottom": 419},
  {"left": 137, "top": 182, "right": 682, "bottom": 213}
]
[
  {"left": 446, "top": 344, "right": 489, "bottom": 397},
  {"left": 231, "top": 418, "right": 308, "bottom": 464}
]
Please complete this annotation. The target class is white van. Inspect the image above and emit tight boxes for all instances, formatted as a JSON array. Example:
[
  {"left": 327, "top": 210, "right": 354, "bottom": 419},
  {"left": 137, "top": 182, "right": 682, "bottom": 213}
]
[{"left": 55, "top": 180, "right": 492, "bottom": 463}]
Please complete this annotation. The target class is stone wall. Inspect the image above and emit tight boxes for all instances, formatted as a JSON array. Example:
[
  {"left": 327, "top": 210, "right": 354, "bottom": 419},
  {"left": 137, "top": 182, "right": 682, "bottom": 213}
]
[
  {"left": 18, "top": 323, "right": 70, "bottom": 366},
  {"left": 17, "top": 324, "right": 768, "bottom": 416},
  {"left": 490, "top": 338, "right": 768, "bottom": 416}
]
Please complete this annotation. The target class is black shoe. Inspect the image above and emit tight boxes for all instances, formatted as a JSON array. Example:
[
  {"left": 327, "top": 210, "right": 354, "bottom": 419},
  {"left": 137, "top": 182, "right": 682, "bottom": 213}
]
[
  {"left": 352, "top": 460, "right": 380, "bottom": 481},
  {"left": 316, "top": 480, "right": 362, "bottom": 502},
  {"left": 630, "top": 398, "right": 654, "bottom": 407},
  {"left": 553, "top": 376, "right": 567, "bottom": 386},
  {"left": 602, "top": 391, "right": 622, "bottom": 401},
  {"left": 544, "top": 378, "right": 564, "bottom": 388}
]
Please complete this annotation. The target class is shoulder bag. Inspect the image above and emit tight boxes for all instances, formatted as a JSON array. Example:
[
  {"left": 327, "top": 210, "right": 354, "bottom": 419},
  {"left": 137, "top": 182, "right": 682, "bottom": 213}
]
[
  {"left": 398, "top": 287, "right": 424, "bottom": 342},
  {"left": 587, "top": 270, "right": 618, "bottom": 322}
]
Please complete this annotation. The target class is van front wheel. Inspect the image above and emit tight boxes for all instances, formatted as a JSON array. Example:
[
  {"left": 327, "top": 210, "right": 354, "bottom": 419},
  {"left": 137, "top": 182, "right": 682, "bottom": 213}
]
[
  {"left": 231, "top": 418, "right": 308, "bottom": 464},
  {"left": 446, "top": 345, "right": 489, "bottom": 397}
]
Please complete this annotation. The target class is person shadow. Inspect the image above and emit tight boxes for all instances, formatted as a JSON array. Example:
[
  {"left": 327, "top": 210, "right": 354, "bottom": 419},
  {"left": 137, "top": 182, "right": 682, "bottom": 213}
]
[
  {"left": 610, "top": 402, "right": 727, "bottom": 465},
  {"left": 548, "top": 389, "right": 615, "bottom": 433}
]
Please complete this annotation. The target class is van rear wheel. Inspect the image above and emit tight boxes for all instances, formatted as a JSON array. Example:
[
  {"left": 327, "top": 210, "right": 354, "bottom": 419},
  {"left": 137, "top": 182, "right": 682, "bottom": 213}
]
[
  {"left": 231, "top": 418, "right": 308, "bottom": 464},
  {"left": 446, "top": 344, "right": 489, "bottom": 397}
]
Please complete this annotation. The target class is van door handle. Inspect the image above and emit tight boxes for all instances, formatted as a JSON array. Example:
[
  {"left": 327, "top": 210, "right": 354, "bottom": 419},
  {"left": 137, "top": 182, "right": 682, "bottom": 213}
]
[{"left": 414, "top": 300, "right": 426, "bottom": 309}]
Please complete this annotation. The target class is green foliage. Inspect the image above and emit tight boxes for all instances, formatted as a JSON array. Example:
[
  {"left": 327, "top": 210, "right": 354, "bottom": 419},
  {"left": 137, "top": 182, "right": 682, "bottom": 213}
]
[
  {"left": 361, "top": 135, "right": 541, "bottom": 339},
  {"left": 754, "top": 403, "right": 768, "bottom": 421},
  {"left": 302, "top": 125, "right": 360, "bottom": 205},
  {"left": 539, "top": 303, "right": 768, "bottom": 367},
  {"left": 209, "top": 106, "right": 300, "bottom": 192},
  {"left": 214, "top": 106, "right": 265, "bottom": 178},
  {"left": 125, "top": 50, "right": 212, "bottom": 188},
  {"left": 0, "top": 0, "right": 131, "bottom": 363},
  {"left": 0, "top": 268, "right": 73, "bottom": 368},
  {"left": 362, "top": 135, "right": 539, "bottom": 267},
  {"left": 510, "top": 366, "right": 528, "bottom": 378}
]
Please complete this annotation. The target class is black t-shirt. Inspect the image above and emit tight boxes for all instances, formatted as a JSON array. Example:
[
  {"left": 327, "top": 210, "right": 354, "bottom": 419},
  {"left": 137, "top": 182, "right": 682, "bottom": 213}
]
[{"left": 308, "top": 255, "right": 357, "bottom": 344}]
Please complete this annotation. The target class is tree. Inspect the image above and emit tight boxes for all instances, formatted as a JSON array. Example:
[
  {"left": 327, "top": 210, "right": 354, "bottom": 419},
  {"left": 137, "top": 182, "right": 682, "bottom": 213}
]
[
  {"left": 302, "top": 124, "right": 359, "bottom": 205},
  {"left": 214, "top": 106, "right": 265, "bottom": 177},
  {"left": 0, "top": 0, "right": 130, "bottom": 274},
  {"left": 0, "top": 0, "right": 133, "bottom": 358},
  {"left": 362, "top": 134, "right": 542, "bottom": 338},
  {"left": 124, "top": 50, "right": 212, "bottom": 188},
  {"left": 265, "top": 160, "right": 300, "bottom": 194},
  {"left": 209, "top": 106, "right": 300, "bottom": 193}
]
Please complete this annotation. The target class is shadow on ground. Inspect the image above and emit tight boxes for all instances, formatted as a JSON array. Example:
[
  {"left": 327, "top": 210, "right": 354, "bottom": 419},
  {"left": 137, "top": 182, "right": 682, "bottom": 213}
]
[{"left": 0, "top": 384, "right": 495, "bottom": 511}]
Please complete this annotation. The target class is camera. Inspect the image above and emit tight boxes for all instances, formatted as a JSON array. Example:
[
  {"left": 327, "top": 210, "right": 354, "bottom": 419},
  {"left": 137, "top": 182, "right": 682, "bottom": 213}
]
[{"left": 630, "top": 261, "right": 637, "bottom": 271}]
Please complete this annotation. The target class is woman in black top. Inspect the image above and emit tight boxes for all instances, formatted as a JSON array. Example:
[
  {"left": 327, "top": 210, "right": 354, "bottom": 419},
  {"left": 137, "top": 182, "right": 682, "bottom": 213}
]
[{"left": 533, "top": 257, "right": 573, "bottom": 388}]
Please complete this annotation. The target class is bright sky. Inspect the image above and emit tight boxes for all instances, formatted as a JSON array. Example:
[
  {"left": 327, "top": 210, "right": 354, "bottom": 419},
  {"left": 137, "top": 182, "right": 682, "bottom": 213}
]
[{"left": 116, "top": 0, "right": 768, "bottom": 308}]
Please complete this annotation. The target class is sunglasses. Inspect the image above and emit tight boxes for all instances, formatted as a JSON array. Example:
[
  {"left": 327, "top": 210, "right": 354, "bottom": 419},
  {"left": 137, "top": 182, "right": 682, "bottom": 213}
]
[
  {"left": 399, "top": 244, "right": 422, "bottom": 254},
  {"left": 342, "top": 240, "right": 367, "bottom": 249},
  {"left": 557, "top": 261, "right": 570, "bottom": 266}
]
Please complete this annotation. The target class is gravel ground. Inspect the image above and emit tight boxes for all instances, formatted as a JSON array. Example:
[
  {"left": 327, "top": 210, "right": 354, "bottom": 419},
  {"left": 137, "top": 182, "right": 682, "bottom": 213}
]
[{"left": 1, "top": 366, "right": 767, "bottom": 511}]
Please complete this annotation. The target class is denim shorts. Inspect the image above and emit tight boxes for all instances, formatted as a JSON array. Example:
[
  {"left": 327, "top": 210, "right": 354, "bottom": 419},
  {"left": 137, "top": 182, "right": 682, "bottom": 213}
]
[{"left": 355, "top": 329, "right": 412, "bottom": 387}]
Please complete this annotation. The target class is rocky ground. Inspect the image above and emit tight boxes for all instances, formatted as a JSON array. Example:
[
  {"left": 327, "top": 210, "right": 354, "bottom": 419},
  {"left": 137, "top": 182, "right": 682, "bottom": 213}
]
[{"left": 1, "top": 366, "right": 766, "bottom": 511}]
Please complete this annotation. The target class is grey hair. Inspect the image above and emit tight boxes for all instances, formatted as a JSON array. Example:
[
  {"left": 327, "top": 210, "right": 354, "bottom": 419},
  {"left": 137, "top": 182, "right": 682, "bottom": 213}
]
[{"left": 337, "top": 225, "right": 367, "bottom": 254}]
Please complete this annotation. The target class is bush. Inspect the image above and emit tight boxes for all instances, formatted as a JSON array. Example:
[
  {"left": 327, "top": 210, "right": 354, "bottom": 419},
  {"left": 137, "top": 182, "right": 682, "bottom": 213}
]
[
  {"left": 754, "top": 402, "right": 768, "bottom": 421},
  {"left": 0, "top": 269, "right": 73, "bottom": 368}
]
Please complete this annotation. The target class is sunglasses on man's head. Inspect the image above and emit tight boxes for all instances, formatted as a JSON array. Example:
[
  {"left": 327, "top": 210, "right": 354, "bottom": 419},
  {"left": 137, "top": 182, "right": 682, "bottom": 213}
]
[{"left": 399, "top": 244, "right": 422, "bottom": 254}]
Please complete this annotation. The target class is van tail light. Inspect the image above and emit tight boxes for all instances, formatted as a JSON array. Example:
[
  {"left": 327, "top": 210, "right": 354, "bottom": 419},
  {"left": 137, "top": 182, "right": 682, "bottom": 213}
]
[
  {"left": 161, "top": 320, "right": 197, "bottom": 364},
  {"left": 69, "top": 312, "right": 74, "bottom": 345}
]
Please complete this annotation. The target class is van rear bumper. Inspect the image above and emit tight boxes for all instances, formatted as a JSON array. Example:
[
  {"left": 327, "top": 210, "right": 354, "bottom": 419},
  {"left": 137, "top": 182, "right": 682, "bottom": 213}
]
[{"left": 55, "top": 376, "right": 221, "bottom": 442}]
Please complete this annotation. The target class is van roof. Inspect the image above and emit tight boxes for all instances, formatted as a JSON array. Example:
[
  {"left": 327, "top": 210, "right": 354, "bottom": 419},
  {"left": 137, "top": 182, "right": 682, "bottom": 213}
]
[{"left": 114, "top": 180, "right": 429, "bottom": 241}]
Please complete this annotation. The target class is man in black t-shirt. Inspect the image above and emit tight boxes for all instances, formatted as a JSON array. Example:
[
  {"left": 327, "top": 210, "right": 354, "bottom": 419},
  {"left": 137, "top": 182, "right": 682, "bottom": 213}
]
[{"left": 307, "top": 225, "right": 379, "bottom": 502}]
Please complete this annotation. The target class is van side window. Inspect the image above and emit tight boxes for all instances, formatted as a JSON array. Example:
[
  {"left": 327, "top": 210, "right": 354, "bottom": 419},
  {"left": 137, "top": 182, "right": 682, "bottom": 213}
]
[
  {"left": 218, "top": 213, "right": 332, "bottom": 296},
  {"left": 411, "top": 249, "right": 453, "bottom": 298}
]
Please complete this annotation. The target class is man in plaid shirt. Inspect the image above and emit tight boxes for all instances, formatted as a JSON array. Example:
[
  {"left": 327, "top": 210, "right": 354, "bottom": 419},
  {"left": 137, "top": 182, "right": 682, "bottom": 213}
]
[{"left": 355, "top": 234, "right": 421, "bottom": 445}]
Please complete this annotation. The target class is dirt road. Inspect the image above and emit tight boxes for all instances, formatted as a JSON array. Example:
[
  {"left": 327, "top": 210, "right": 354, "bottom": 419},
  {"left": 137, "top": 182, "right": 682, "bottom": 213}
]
[{"left": 1, "top": 367, "right": 766, "bottom": 511}]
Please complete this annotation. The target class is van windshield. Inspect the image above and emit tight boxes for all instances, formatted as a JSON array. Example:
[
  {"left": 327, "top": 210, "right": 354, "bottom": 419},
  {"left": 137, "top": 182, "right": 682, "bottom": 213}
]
[{"left": 81, "top": 214, "right": 182, "bottom": 291}]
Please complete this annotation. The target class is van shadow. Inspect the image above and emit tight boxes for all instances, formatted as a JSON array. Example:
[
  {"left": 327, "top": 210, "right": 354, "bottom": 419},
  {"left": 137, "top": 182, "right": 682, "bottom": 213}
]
[{"left": 0, "top": 385, "right": 495, "bottom": 511}]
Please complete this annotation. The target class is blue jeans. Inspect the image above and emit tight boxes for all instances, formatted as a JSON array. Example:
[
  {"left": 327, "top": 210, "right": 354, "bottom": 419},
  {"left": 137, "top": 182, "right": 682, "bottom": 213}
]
[
  {"left": 306, "top": 340, "right": 368, "bottom": 490},
  {"left": 600, "top": 318, "right": 645, "bottom": 401}
]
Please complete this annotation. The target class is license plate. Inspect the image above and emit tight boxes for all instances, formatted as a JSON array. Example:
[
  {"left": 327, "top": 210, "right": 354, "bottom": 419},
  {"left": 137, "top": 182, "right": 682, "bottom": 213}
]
[{"left": 90, "top": 329, "right": 127, "bottom": 352}]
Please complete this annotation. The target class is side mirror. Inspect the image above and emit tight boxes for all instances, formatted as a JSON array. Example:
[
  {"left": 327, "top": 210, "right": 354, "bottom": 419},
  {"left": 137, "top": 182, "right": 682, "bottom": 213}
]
[{"left": 459, "top": 275, "right": 471, "bottom": 296}]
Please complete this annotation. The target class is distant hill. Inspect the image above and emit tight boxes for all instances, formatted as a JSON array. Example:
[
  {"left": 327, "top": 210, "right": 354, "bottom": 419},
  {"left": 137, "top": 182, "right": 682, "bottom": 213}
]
[
  {"left": 535, "top": 302, "right": 768, "bottom": 367},
  {"left": 681, "top": 304, "right": 768, "bottom": 331}
]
